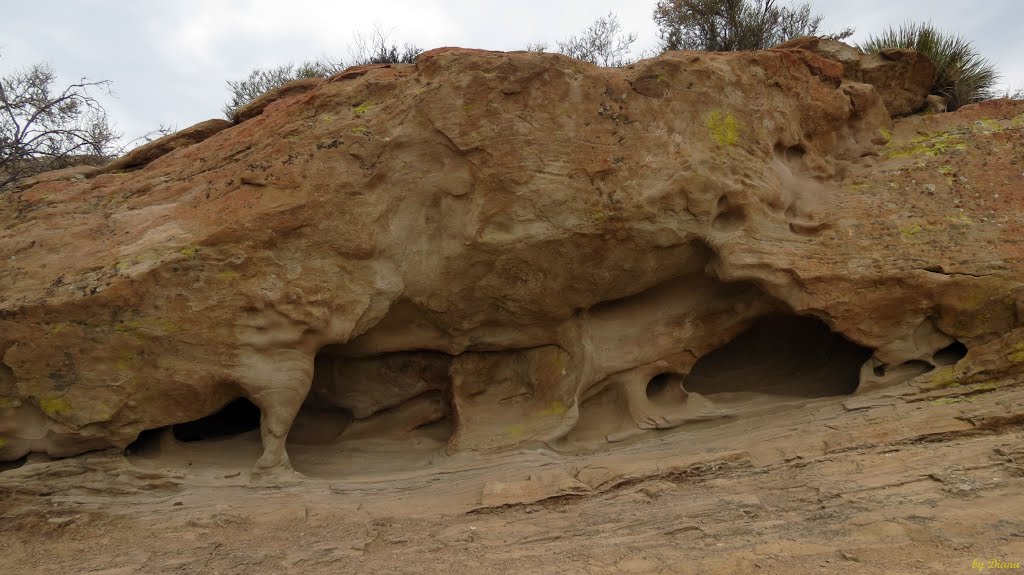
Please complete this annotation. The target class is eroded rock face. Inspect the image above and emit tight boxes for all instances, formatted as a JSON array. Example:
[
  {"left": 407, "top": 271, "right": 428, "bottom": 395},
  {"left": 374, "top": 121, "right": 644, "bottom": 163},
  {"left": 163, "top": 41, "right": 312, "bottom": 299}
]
[
  {"left": 777, "top": 36, "right": 938, "bottom": 117},
  {"left": 1, "top": 44, "right": 1022, "bottom": 472}
]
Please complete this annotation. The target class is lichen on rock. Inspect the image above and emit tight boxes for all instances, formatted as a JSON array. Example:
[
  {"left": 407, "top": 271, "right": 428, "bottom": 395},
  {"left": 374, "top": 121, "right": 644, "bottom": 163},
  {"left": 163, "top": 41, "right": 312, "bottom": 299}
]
[{"left": 1, "top": 43, "right": 1022, "bottom": 476}]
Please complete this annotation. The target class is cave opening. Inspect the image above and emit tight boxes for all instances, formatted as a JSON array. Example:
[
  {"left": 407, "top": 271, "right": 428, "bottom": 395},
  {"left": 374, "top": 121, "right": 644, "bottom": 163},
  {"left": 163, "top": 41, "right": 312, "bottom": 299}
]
[
  {"left": 125, "top": 397, "right": 264, "bottom": 464},
  {"left": 172, "top": 397, "right": 261, "bottom": 442},
  {"left": 646, "top": 372, "right": 687, "bottom": 404},
  {"left": 683, "top": 315, "right": 873, "bottom": 399},
  {"left": 0, "top": 455, "right": 27, "bottom": 473},
  {"left": 934, "top": 341, "right": 968, "bottom": 365},
  {"left": 288, "top": 348, "right": 455, "bottom": 477}
]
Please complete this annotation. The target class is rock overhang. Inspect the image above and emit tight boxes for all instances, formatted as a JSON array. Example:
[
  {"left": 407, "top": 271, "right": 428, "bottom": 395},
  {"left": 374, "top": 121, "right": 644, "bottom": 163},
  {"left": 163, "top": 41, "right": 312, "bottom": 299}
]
[{"left": 1, "top": 42, "right": 1022, "bottom": 473}]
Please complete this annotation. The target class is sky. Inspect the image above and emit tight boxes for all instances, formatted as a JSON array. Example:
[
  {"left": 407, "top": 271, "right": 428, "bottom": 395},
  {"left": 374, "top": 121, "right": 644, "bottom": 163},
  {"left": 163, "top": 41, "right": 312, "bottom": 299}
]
[{"left": 1, "top": 0, "right": 1021, "bottom": 144}]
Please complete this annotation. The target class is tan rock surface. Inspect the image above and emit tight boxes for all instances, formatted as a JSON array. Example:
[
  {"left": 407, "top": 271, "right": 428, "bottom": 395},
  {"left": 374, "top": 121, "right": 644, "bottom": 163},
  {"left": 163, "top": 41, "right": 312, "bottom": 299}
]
[
  {"left": 1, "top": 44, "right": 1022, "bottom": 473},
  {"left": 778, "top": 36, "right": 938, "bottom": 116},
  {"left": 1, "top": 42, "right": 1023, "bottom": 574}
]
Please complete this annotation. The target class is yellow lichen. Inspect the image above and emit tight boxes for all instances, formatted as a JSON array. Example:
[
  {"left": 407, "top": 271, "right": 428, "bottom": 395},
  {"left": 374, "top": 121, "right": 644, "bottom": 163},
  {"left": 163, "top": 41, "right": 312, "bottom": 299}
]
[
  {"left": 945, "top": 212, "right": 973, "bottom": 225},
  {"left": 972, "top": 118, "right": 1003, "bottom": 134},
  {"left": 0, "top": 437, "right": 7, "bottom": 449},
  {"left": 178, "top": 245, "right": 199, "bottom": 258},
  {"left": 47, "top": 322, "right": 68, "bottom": 335},
  {"left": 706, "top": 110, "right": 741, "bottom": 146},
  {"left": 938, "top": 165, "right": 956, "bottom": 186},
  {"left": 352, "top": 101, "right": 374, "bottom": 115},
  {"left": 924, "top": 367, "right": 958, "bottom": 389},
  {"left": 900, "top": 223, "right": 924, "bottom": 239},
  {"left": 1008, "top": 341, "right": 1024, "bottom": 363},
  {"left": 885, "top": 131, "right": 967, "bottom": 159},
  {"left": 505, "top": 423, "right": 527, "bottom": 438},
  {"left": 115, "top": 351, "right": 137, "bottom": 371},
  {"left": 39, "top": 396, "right": 73, "bottom": 417},
  {"left": 878, "top": 126, "right": 893, "bottom": 143},
  {"left": 970, "top": 381, "right": 998, "bottom": 392}
]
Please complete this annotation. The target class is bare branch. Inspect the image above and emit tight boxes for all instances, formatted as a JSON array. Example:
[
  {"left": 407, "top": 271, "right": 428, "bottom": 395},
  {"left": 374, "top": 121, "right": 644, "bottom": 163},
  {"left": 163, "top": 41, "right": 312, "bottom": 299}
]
[
  {"left": 555, "top": 12, "right": 639, "bottom": 67},
  {"left": 1, "top": 54, "right": 119, "bottom": 190}
]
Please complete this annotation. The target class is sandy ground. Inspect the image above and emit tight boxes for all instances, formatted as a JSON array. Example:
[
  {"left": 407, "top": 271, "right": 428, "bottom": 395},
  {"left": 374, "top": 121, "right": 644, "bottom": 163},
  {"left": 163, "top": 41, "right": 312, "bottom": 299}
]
[{"left": 2, "top": 373, "right": 1022, "bottom": 575}]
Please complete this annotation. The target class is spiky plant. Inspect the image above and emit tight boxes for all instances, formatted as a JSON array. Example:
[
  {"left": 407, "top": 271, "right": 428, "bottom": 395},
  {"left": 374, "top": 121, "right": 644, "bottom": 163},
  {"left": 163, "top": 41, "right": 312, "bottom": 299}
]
[{"left": 859, "top": 22, "right": 999, "bottom": 111}]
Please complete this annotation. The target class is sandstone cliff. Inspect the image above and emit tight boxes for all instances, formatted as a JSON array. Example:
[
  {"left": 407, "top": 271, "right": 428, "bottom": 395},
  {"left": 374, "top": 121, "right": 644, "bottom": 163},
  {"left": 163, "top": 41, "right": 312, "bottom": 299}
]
[{"left": 1, "top": 42, "right": 1022, "bottom": 477}]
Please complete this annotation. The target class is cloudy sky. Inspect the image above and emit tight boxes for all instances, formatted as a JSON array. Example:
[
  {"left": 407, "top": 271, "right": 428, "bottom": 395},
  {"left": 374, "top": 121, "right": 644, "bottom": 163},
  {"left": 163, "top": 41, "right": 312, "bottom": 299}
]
[{"left": 2, "top": 0, "right": 1021, "bottom": 143}]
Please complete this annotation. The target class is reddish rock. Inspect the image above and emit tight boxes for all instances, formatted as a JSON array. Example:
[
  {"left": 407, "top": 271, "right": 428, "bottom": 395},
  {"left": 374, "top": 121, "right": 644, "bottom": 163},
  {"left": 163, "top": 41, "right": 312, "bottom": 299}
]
[
  {"left": 101, "top": 119, "right": 233, "bottom": 173},
  {"left": 1, "top": 45, "right": 1021, "bottom": 474},
  {"left": 777, "top": 36, "right": 938, "bottom": 116}
]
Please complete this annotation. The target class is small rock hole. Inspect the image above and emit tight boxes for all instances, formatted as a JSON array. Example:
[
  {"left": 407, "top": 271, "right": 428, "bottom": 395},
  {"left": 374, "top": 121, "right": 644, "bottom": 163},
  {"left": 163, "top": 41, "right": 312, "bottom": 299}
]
[
  {"left": 646, "top": 373, "right": 682, "bottom": 402},
  {"left": 712, "top": 206, "right": 747, "bottom": 232},
  {"left": 0, "top": 455, "right": 27, "bottom": 473},
  {"left": 933, "top": 341, "right": 967, "bottom": 366}
]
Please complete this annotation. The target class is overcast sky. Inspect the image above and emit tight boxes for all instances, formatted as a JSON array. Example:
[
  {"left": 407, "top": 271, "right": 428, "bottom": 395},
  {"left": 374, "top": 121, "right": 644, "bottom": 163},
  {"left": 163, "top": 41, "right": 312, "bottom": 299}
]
[{"left": 2, "top": 1, "right": 1021, "bottom": 143}]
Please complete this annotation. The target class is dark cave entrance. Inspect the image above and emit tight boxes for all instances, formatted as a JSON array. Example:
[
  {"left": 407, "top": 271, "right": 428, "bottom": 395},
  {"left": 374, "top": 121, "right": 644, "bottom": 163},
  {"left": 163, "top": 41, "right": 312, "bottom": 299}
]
[
  {"left": 934, "top": 341, "right": 968, "bottom": 365},
  {"left": 172, "top": 398, "right": 262, "bottom": 442},
  {"left": 125, "top": 397, "right": 263, "bottom": 462},
  {"left": 683, "top": 315, "right": 873, "bottom": 398},
  {"left": 646, "top": 372, "right": 687, "bottom": 404},
  {"left": 126, "top": 349, "right": 457, "bottom": 477},
  {"left": 0, "top": 455, "right": 27, "bottom": 473}
]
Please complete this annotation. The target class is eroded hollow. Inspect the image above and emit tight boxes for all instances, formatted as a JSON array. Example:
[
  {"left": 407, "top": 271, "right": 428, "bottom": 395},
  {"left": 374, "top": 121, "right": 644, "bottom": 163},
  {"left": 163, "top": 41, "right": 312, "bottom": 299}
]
[
  {"left": 934, "top": 341, "right": 968, "bottom": 366},
  {"left": 0, "top": 455, "right": 27, "bottom": 473},
  {"left": 172, "top": 398, "right": 261, "bottom": 442},
  {"left": 289, "top": 349, "right": 455, "bottom": 477},
  {"left": 774, "top": 142, "right": 806, "bottom": 163},
  {"left": 126, "top": 398, "right": 264, "bottom": 464},
  {"left": 900, "top": 360, "right": 935, "bottom": 374},
  {"left": 712, "top": 204, "right": 747, "bottom": 232},
  {"left": 683, "top": 315, "right": 872, "bottom": 399},
  {"left": 646, "top": 372, "right": 685, "bottom": 403},
  {"left": 127, "top": 350, "right": 456, "bottom": 478}
]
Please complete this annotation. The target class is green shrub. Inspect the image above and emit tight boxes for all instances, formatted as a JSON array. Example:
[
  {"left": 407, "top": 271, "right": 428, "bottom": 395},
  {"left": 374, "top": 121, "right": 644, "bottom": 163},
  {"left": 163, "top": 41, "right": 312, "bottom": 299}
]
[
  {"left": 653, "top": 0, "right": 852, "bottom": 52},
  {"left": 223, "top": 26, "right": 421, "bottom": 119},
  {"left": 859, "top": 22, "right": 999, "bottom": 111}
]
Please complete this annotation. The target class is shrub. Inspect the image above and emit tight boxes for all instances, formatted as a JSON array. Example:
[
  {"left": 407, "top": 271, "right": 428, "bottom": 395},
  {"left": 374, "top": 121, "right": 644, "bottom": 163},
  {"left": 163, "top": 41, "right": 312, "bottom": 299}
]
[
  {"left": 653, "top": 0, "right": 852, "bottom": 52},
  {"left": 1, "top": 53, "right": 120, "bottom": 189},
  {"left": 858, "top": 22, "right": 999, "bottom": 111},
  {"left": 223, "top": 26, "right": 421, "bottom": 119},
  {"left": 223, "top": 58, "right": 344, "bottom": 119},
  {"left": 556, "top": 12, "right": 639, "bottom": 67}
]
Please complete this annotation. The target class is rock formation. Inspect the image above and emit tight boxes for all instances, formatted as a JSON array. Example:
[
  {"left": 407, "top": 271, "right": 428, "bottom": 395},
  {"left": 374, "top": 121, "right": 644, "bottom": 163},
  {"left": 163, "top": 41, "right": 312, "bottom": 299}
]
[{"left": 1, "top": 40, "right": 1022, "bottom": 477}]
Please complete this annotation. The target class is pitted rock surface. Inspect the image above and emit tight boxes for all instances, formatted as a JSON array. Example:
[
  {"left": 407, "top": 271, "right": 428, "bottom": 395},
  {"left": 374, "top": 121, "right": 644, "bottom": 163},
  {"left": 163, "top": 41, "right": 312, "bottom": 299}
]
[{"left": 1, "top": 45, "right": 1022, "bottom": 476}]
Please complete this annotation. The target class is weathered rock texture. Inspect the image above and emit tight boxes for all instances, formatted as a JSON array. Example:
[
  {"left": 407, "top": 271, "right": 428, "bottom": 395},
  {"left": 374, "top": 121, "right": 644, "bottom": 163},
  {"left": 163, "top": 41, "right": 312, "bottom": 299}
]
[
  {"left": 777, "top": 37, "right": 938, "bottom": 117},
  {"left": 1, "top": 43, "right": 1023, "bottom": 474}
]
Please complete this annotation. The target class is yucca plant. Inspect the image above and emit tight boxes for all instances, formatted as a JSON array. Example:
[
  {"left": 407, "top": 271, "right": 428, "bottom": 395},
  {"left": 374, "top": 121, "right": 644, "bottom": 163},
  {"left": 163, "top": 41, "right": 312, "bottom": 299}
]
[{"left": 859, "top": 22, "right": 999, "bottom": 111}]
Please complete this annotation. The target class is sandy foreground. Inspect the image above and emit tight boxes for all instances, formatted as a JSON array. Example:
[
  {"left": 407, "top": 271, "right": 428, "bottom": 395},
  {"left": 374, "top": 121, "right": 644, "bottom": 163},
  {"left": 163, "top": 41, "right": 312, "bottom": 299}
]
[{"left": 2, "top": 374, "right": 1022, "bottom": 575}]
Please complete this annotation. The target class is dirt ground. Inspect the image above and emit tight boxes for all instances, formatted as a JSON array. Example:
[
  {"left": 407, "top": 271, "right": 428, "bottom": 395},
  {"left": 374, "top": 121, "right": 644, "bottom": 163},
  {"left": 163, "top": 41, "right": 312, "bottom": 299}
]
[{"left": 2, "top": 372, "right": 1022, "bottom": 575}]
